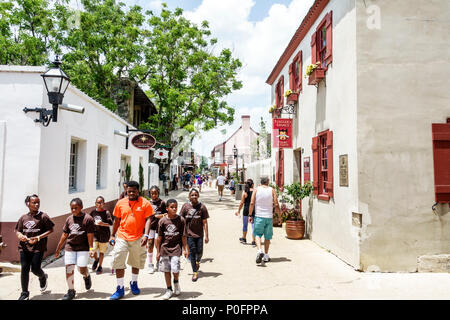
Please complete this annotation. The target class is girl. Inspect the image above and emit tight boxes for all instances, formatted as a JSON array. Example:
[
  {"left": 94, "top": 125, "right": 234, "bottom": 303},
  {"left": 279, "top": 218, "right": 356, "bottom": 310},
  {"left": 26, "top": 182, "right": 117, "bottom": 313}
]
[
  {"left": 198, "top": 175, "right": 203, "bottom": 193},
  {"left": 55, "top": 198, "right": 95, "bottom": 300},
  {"left": 235, "top": 179, "right": 256, "bottom": 246},
  {"left": 146, "top": 186, "right": 167, "bottom": 274},
  {"left": 156, "top": 199, "right": 189, "bottom": 300},
  {"left": 15, "top": 194, "right": 55, "bottom": 300},
  {"left": 179, "top": 189, "right": 209, "bottom": 282},
  {"left": 89, "top": 196, "right": 113, "bottom": 274}
]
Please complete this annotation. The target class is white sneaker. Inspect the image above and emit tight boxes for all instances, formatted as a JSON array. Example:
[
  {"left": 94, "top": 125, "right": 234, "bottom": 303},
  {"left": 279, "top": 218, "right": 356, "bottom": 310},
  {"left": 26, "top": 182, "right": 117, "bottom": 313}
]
[
  {"left": 147, "top": 263, "right": 155, "bottom": 274},
  {"left": 162, "top": 288, "right": 173, "bottom": 300},
  {"left": 263, "top": 254, "right": 271, "bottom": 262},
  {"left": 174, "top": 282, "right": 181, "bottom": 296}
]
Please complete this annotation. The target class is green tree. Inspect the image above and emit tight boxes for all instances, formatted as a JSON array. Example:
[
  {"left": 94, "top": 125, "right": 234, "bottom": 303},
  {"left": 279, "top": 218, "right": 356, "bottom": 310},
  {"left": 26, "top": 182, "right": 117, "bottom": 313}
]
[
  {"left": 0, "top": 0, "right": 62, "bottom": 65},
  {"left": 54, "top": 0, "right": 148, "bottom": 111},
  {"left": 140, "top": 3, "right": 242, "bottom": 172}
]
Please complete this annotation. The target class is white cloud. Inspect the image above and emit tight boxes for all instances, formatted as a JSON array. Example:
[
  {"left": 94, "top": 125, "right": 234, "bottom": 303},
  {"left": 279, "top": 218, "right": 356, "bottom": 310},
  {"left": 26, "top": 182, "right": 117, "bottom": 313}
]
[{"left": 189, "top": 0, "right": 315, "bottom": 156}]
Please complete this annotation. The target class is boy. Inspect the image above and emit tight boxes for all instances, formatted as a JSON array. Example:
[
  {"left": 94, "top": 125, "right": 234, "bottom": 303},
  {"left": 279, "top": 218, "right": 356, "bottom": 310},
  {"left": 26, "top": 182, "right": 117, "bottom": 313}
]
[
  {"left": 156, "top": 199, "right": 189, "bottom": 300},
  {"left": 89, "top": 196, "right": 113, "bottom": 274},
  {"left": 55, "top": 198, "right": 95, "bottom": 300}
]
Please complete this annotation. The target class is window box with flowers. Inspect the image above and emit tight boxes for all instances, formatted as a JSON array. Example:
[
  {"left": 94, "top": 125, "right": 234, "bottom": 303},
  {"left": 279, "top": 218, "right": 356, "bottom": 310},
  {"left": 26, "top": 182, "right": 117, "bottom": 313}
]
[
  {"left": 305, "top": 62, "right": 325, "bottom": 86},
  {"left": 284, "top": 89, "right": 299, "bottom": 105}
]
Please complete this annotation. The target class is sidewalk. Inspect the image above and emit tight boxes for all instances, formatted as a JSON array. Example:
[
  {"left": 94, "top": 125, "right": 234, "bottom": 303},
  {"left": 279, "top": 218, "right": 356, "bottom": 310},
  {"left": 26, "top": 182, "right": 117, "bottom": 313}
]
[{"left": 0, "top": 185, "right": 449, "bottom": 300}]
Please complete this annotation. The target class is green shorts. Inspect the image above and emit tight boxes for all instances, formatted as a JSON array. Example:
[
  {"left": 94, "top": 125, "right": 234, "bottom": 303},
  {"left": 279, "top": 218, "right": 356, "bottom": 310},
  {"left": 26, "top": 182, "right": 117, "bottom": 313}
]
[{"left": 253, "top": 217, "right": 273, "bottom": 240}]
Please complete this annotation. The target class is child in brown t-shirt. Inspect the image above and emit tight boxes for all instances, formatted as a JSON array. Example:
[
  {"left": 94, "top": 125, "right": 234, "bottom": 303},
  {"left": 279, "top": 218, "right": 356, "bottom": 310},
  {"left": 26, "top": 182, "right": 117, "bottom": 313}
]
[
  {"left": 55, "top": 198, "right": 95, "bottom": 300},
  {"left": 156, "top": 199, "right": 188, "bottom": 300},
  {"left": 146, "top": 186, "right": 167, "bottom": 274},
  {"left": 15, "top": 194, "right": 55, "bottom": 300}
]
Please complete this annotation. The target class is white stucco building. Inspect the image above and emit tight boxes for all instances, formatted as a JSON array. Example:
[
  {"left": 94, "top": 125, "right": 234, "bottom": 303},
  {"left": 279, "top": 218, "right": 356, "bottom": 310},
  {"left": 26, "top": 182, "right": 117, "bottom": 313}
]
[
  {"left": 267, "top": 0, "right": 450, "bottom": 272},
  {"left": 0, "top": 65, "right": 150, "bottom": 262}
]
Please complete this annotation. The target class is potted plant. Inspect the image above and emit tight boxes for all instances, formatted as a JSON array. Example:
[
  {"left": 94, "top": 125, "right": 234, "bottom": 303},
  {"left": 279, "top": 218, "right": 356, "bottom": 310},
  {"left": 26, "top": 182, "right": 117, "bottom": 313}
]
[
  {"left": 305, "top": 62, "right": 325, "bottom": 86},
  {"left": 284, "top": 89, "right": 298, "bottom": 104},
  {"left": 281, "top": 181, "right": 313, "bottom": 239},
  {"left": 269, "top": 182, "right": 284, "bottom": 227}
]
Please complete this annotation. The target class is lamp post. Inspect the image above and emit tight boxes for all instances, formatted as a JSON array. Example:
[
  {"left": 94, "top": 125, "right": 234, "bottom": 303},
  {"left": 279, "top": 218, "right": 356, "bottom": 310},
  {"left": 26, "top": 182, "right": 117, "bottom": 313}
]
[
  {"left": 233, "top": 145, "right": 238, "bottom": 181},
  {"left": 23, "top": 56, "right": 71, "bottom": 126}
]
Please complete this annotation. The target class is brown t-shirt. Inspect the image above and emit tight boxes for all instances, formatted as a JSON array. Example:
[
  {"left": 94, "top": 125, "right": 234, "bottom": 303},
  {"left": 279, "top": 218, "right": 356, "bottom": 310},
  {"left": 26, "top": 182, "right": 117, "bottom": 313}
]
[
  {"left": 62, "top": 213, "right": 95, "bottom": 252},
  {"left": 89, "top": 209, "right": 113, "bottom": 243},
  {"left": 150, "top": 198, "right": 167, "bottom": 230},
  {"left": 179, "top": 202, "right": 209, "bottom": 238},
  {"left": 15, "top": 211, "right": 55, "bottom": 253},
  {"left": 157, "top": 215, "right": 186, "bottom": 257}
]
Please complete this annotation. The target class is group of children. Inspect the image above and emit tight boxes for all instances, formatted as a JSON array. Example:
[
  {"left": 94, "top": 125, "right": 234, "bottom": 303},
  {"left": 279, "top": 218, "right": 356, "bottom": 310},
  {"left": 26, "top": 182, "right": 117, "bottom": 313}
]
[{"left": 14, "top": 186, "right": 210, "bottom": 300}]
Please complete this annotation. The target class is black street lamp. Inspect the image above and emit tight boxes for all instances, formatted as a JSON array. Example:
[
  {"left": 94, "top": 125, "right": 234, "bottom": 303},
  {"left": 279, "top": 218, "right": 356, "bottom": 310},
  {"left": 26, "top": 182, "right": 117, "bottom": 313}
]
[
  {"left": 233, "top": 145, "right": 238, "bottom": 180},
  {"left": 23, "top": 56, "right": 71, "bottom": 126}
]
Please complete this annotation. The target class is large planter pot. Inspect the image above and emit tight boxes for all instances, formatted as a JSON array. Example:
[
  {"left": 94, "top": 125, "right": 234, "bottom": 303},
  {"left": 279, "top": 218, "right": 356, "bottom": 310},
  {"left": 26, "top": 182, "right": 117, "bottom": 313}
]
[
  {"left": 285, "top": 219, "right": 305, "bottom": 239},
  {"left": 308, "top": 68, "right": 325, "bottom": 85}
]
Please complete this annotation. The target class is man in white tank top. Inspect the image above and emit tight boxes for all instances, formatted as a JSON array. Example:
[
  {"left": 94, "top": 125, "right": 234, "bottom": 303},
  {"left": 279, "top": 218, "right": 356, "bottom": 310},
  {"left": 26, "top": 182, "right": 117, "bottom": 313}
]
[{"left": 249, "top": 176, "right": 281, "bottom": 264}]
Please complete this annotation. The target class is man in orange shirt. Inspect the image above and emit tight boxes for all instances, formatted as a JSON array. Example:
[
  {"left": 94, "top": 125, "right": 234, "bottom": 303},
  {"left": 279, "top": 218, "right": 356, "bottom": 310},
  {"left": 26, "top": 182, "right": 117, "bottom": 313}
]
[{"left": 109, "top": 181, "right": 154, "bottom": 300}]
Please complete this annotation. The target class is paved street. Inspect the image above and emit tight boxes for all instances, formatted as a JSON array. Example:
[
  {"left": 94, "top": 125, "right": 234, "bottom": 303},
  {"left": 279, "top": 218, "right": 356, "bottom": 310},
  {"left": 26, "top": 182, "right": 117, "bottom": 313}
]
[{"left": 1, "top": 185, "right": 449, "bottom": 300}]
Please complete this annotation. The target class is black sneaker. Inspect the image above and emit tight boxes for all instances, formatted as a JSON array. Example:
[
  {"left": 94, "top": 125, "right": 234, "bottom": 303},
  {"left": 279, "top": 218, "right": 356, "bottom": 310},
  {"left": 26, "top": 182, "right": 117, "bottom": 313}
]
[
  {"left": 18, "top": 291, "right": 29, "bottom": 300},
  {"left": 256, "top": 252, "right": 264, "bottom": 264},
  {"left": 62, "top": 289, "right": 76, "bottom": 300},
  {"left": 84, "top": 275, "right": 92, "bottom": 290},
  {"left": 96, "top": 266, "right": 103, "bottom": 275},
  {"left": 92, "top": 259, "right": 99, "bottom": 271},
  {"left": 39, "top": 273, "right": 48, "bottom": 292},
  {"left": 239, "top": 238, "right": 246, "bottom": 243},
  {"left": 251, "top": 241, "right": 256, "bottom": 247}
]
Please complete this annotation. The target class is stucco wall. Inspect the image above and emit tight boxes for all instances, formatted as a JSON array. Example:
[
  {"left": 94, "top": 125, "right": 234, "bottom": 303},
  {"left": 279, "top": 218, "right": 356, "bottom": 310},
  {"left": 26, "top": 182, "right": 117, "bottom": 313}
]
[
  {"left": 356, "top": 0, "right": 450, "bottom": 271},
  {"left": 271, "top": 0, "right": 360, "bottom": 268}
]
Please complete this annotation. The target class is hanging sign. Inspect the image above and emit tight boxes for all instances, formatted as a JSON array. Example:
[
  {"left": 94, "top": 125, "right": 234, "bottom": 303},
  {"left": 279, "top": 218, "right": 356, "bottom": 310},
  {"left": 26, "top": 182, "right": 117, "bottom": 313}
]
[
  {"left": 273, "top": 118, "right": 293, "bottom": 149},
  {"left": 154, "top": 148, "right": 169, "bottom": 160},
  {"left": 131, "top": 133, "right": 156, "bottom": 150}
]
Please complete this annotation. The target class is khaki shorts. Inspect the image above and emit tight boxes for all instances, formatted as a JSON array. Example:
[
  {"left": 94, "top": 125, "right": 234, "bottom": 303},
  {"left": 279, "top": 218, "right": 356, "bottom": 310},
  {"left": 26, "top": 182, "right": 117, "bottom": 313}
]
[
  {"left": 218, "top": 185, "right": 224, "bottom": 192},
  {"left": 93, "top": 241, "right": 108, "bottom": 254},
  {"left": 111, "top": 237, "right": 146, "bottom": 270}
]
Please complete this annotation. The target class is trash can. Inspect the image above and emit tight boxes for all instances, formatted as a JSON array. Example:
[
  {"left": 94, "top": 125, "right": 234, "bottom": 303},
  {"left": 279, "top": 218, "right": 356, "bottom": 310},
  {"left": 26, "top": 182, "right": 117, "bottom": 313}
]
[{"left": 235, "top": 183, "right": 244, "bottom": 200}]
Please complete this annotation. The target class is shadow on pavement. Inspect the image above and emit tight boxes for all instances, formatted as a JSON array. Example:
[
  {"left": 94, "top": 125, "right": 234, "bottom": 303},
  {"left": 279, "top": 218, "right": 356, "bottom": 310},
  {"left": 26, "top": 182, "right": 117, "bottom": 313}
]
[
  {"left": 268, "top": 257, "right": 292, "bottom": 263},
  {"left": 198, "top": 271, "right": 222, "bottom": 278},
  {"left": 200, "top": 258, "right": 214, "bottom": 263},
  {"left": 176, "top": 291, "right": 203, "bottom": 300}
]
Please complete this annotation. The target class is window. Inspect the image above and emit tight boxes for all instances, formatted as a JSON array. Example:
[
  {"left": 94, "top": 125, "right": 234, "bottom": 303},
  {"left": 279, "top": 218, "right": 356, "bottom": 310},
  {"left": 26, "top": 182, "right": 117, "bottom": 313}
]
[
  {"left": 312, "top": 130, "right": 333, "bottom": 200},
  {"left": 311, "top": 11, "right": 333, "bottom": 70},
  {"left": 432, "top": 121, "right": 450, "bottom": 203},
  {"left": 289, "top": 51, "right": 303, "bottom": 92},
  {"left": 96, "top": 147, "right": 102, "bottom": 188},
  {"left": 69, "top": 141, "right": 78, "bottom": 191},
  {"left": 275, "top": 76, "right": 284, "bottom": 109}
]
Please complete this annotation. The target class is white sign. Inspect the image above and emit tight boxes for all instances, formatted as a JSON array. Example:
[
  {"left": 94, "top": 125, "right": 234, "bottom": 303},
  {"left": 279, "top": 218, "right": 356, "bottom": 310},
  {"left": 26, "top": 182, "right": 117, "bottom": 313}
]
[{"left": 154, "top": 148, "right": 169, "bottom": 160}]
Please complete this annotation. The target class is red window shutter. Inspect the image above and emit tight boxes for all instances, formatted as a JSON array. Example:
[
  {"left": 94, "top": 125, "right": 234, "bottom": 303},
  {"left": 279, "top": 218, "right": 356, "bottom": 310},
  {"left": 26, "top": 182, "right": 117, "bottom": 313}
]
[
  {"left": 298, "top": 51, "right": 303, "bottom": 92},
  {"left": 312, "top": 136, "right": 319, "bottom": 195},
  {"left": 326, "top": 130, "right": 333, "bottom": 198},
  {"left": 432, "top": 123, "right": 450, "bottom": 203},
  {"left": 325, "top": 11, "right": 333, "bottom": 66},
  {"left": 289, "top": 63, "right": 294, "bottom": 90},
  {"left": 311, "top": 31, "right": 318, "bottom": 65},
  {"left": 280, "top": 75, "right": 284, "bottom": 107},
  {"left": 280, "top": 149, "right": 284, "bottom": 188}
]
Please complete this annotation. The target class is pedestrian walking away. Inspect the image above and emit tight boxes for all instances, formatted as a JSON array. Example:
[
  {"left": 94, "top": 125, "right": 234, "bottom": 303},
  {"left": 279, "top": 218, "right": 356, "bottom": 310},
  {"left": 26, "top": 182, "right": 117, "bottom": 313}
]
[
  {"left": 147, "top": 186, "right": 167, "bottom": 274},
  {"left": 15, "top": 194, "right": 55, "bottom": 300},
  {"left": 89, "top": 196, "right": 113, "bottom": 275},
  {"left": 179, "top": 189, "right": 209, "bottom": 282},
  {"left": 55, "top": 198, "right": 95, "bottom": 300},
  {"left": 235, "top": 179, "right": 256, "bottom": 246},
  {"left": 119, "top": 182, "right": 128, "bottom": 199},
  {"left": 198, "top": 175, "right": 203, "bottom": 193},
  {"left": 109, "top": 181, "right": 154, "bottom": 300},
  {"left": 249, "top": 177, "right": 281, "bottom": 265},
  {"left": 155, "top": 199, "right": 189, "bottom": 300},
  {"left": 216, "top": 172, "right": 226, "bottom": 201}
]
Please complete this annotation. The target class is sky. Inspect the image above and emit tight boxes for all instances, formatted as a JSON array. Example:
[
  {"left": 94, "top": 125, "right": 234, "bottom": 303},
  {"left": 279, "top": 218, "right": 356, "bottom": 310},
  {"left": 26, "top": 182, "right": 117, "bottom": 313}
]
[{"left": 70, "top": 0, "right": 316, "bottom": 159}]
